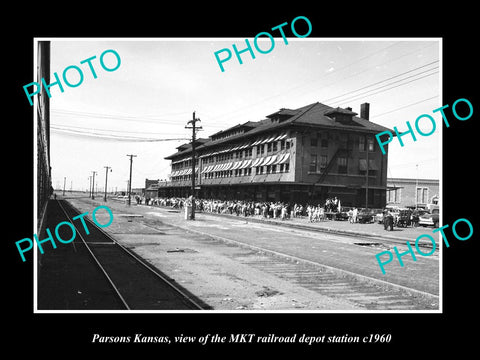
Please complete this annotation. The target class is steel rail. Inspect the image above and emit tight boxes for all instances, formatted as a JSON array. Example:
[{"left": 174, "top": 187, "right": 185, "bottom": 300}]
[
  {"left": 56, "top": 200, "right": 131, "bottom": 309},
  {"left": 60, "top": 200, "right": 205, "bottom": 310}
]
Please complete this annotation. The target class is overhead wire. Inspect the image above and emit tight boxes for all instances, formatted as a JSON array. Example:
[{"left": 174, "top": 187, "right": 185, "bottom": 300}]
[{"left": 50, "top": 43, "right": 439, "bottom": 142}]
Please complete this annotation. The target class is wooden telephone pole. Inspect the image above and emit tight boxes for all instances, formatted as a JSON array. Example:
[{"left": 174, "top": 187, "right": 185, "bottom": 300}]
[{"left": 185, "top": 112, "right": 202, "bottom": 220}]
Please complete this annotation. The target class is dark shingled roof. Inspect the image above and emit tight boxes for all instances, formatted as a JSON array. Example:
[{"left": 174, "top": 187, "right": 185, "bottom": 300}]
[{"left": 165, "top": 102, "right": 394, "bottom": 160}]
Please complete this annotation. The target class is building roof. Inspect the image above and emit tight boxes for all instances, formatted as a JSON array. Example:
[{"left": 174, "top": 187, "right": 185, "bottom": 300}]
[{"left": 165, "top": 102, "right": 395, "bottom": 160}]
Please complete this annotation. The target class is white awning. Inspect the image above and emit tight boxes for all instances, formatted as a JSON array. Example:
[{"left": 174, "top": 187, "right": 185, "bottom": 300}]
[
  {"left": 239, "top": 159, "right": 252, "bottom": 169},
  {"left": 261, "top": 135, "right": 276, "bottom": 144},
  {"left": 273, "top": 153, "right": 290, "bottom": 165},
  {"left": 274, "top": 133, "right": 287, "bottom": 141},
  {"left": 231, "top": 161, "right": 242, "bottom": 170},
  {"left": 223, "top": 162, "right": 234, "bottom": 171},
  {"left": 264, "top": 155, "right": 277, "bottom": 166},
  {"left": 256, "top": 156, "right": 270, "bottom": 167},
  {"left": 251, "top": 138, "right": 263, "bottom": 146},
  {"left": 251, "top": 158, "right": 262, "bottom": 167}
]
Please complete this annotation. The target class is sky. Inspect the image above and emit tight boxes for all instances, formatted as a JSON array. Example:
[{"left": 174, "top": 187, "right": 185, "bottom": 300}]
[{"left": 44, "top": 38, "right": 441, "bottom": 192}]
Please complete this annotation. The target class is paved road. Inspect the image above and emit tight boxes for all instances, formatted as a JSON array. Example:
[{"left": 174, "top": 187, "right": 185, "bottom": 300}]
[{"left": 65, "top": 195, "right": 440, "bottom": 297}]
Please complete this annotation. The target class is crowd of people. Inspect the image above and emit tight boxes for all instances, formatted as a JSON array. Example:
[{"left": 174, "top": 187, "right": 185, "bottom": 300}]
[{"left": 133, "top": 195, "right": 348, "bottom": 222}]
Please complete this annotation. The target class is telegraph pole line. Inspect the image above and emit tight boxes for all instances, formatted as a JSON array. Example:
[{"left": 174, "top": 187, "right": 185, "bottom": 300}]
[
  {"left": 126, "top": 154, "right": 137, "bottom": 206},
  {"left": 104, "top": 166, "right": 112, "bottom": 202},
  {"left": 91, "top": 171, "right": 97, "bottom": 199},
  {"left": 185, "top": 111, "right": 202, "bottom": 220}
]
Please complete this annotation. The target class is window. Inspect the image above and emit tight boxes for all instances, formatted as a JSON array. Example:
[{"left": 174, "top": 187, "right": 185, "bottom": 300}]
[
  {"left": 267, "top": 143, "right": 272, "bottom": 152},
  {"left": 416, "top": 187, "right": 429, "bottom": 204},
  {"left": 284, "top": 162, "right": 290, "bottom": 172},
  {"left": 257, "top": 166, "right": 264, "bottom": 174},
  {"left": 272, "top": 142, "right": 277, "bottom": 152},
  {"left": 319, "top": 155, "right": 327, "bottom": 169},
  {"left": 257, "top": 144, "right": 265, "bottom": 156},
  {"left": 310, "top": 137, "right": 318, "bottom": 147},
  {"left": 271, "top": 165, "right": 277, "bottom": 173},
  {"left": 359, "top": 136, "right": 365, "bottom": 151},
  {"left": 266, "top": 165, "right": 271, "bottom": 173},
  {"left": 367, "top": 137, "right": 375, "bottom": 152},
  {"left": 337, "top": 157, "right": 347, "bottom": 173},
  {"left": 309, "top": 154, "right": 317, "bottom": 172},
  {"left": 321, "top": 139, "right": 328, "bottom": 148},
  {"left": 280, "top": 140, "right": 286, "bottom": 150},
  {"left": 286, "top": 140, "right": 291, "bottom": 150},
  {"left": 387, "top": 188, "right": 401, "bottom": 203}
]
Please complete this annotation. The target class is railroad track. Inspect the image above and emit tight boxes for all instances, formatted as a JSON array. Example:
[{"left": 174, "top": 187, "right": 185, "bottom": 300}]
[
  {"left": 137, "top": 214, "right": 440, "bottom": 311},
  {"left": 60, "top": 198, "right": 439, "bottom": 310},
  {"left": 52, "top": 200, "right": 207, "bottom": 310}
]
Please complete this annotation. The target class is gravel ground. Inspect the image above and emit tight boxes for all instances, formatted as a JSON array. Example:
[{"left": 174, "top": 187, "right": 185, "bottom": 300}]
[{"left": 65, "top": 196, "right": 439, "bottom": 311}]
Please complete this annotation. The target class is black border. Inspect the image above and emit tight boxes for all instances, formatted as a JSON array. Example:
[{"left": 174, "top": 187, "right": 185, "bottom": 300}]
[{"left": 7, "top": 5, "right": 478, "bottom": 354}]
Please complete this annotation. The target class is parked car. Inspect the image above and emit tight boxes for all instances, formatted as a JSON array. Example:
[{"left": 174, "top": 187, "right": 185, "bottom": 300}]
[
  {"left": 375, "top": 206, "right": 399, "bottom": 224},
  {"left": 418, "top": 208, "right": 440, "bottom": 227},
  {"left": 357, "top": 208, "right": 375, "bottom": 223},
  {"left": 337, "top": 207, "right": 352, "bottom": 221},
  {"left": 374, "top": 210, "right": 385, "bottom": 224},
  {"left": 411, "top": 208, "right": 429, "bottom": 226},
  {"left": 396, "top": 208, "right": 413, "bottom": 227}
]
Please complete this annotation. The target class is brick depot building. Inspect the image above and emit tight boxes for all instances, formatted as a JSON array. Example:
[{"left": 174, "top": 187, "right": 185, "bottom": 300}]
[{"left": 158, "top": 101, "right": 395, "bottom": 208}]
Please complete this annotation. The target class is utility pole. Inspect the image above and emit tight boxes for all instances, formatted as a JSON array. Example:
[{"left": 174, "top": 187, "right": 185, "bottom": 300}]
[
  {"left": 104, "top": 166, "right": 112, "bottom": 202},
  {"left": 415, "top": 164, "right": 419, "bottom": 209},
  {"left": 91, "top": 171, "right": 97, "bottom": 199},
  {"left": 63, "top": 177, "right": 66, "bottom": 196},
  {"left": 365, "top": 138, "right": 369, "bottom": 210},
  {"left": 126, "top": 154, "right": 137, "bottom": 206},
  {"left": 185, "top": 111, "right": 202, "bottom": 220}
]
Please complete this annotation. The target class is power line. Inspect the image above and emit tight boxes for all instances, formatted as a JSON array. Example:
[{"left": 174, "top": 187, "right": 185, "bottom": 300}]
[
  {"left": 202, "top": 43, "right": 437, "bottom": 123},
  {"left": 51, "top": 127, "right": 188, "bottom": 142},
  {"left": 322, "top": 61, "right": 438, "bottom": 103},
  {"left": 329, "top": 71, "right": 438, "bottom": 106},
  {"left": 374, "top": 96, "right": 439, "bottom": 118},
  {"left": 51, "top": 123, "right": 186, "bottom": 136}
]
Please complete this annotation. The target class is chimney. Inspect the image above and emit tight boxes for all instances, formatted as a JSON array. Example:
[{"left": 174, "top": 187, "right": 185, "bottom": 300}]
[{"left": 360, "top": 103, "right": 370, "bottom": 120}]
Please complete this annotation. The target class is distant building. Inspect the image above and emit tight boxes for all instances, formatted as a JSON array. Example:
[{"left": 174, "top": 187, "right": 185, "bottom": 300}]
[
  {"left": 159, "top": 101, "right": 395, "bottom": 208},
  {"left": 386, "top": 177, "right": 439, "bottom": 209},
  {"left": 145, "top": 178, "right": 160, "bottom": 199}
]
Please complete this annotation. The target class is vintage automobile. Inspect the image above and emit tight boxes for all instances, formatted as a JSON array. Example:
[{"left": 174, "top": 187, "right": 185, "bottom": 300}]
[
  {"left": 374, "top": 210, "right": 384, "bottom": 224},
  {"left": 418, "top": 208, "right": 440, "bottom": 227},
  {"left": 336, "top": 207, "right": 352, "bottom": 221},
  {"left": 411, "top": 208, "right": 429, "bottom": 226},
  {"left": 395, "top": 208, "right": 413, "bottom": 227},
  {"left": 375, "top": 206, "right": 399, "bottom": 224},
  {"left": 357, "top": 208, "right": 375, "bottom": 223}
]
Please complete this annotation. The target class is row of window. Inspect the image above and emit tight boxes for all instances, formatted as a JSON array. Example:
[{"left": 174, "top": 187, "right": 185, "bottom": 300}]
[
  {"left": 173, "top": 139, "right": 293, "bottom": 170},
  {"left": 387, "top": 187, "right": 431, "bottom": 204},
  {"left": 309, "top": 155, "right": 378, "bottom": 175},
  {"left": 309, "top": 134, "right": 376, "bottom": 152},
  {"left": 171, "top": 163, "right": 291, "bottom": 182}
]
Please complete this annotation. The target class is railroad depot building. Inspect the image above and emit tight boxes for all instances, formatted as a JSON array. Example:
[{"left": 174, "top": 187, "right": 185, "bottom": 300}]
[{"left": 158, "top": 101, "right": 395, "bottom": 208}]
